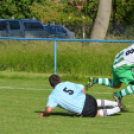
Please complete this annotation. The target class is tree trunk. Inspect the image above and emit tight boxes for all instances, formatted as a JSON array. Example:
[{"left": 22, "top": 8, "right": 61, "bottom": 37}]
[{"left": 90, "top": 0, "right": 112, "bottom": 39}]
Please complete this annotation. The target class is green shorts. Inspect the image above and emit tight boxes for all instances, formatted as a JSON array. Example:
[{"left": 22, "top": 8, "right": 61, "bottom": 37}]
[{"left": 112, "top": 67, "right": 134, "bottom": 85}]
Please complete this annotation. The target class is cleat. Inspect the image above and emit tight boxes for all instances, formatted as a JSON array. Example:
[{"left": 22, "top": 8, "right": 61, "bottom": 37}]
[
  {"left": 113, "top": 92, "right": 126, "bottom": 110},
  {"left": 120, "top": 103, "right": 126, "bottom": 110},
  {"left": 85, "top": 77, "right": 95, "bottom": 90}
]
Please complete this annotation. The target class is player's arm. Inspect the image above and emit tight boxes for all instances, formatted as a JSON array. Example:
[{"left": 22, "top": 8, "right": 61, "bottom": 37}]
[
  {"left": 38, "top": 107, "right": 52, "bottom": 117},
  {"left": 76, "top": 84, "right": 86, "bottom": 94},
  {"left": 82, "top": 88, "right": 86, "bottom": 94}
]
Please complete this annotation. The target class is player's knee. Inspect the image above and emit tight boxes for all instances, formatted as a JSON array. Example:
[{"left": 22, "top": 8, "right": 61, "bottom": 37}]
[
  {"left": 129, "top": 81, "right": 134, "bottom": 85},
  {"left": 113, "top": 83, "right": 122, "bottom": 88}
]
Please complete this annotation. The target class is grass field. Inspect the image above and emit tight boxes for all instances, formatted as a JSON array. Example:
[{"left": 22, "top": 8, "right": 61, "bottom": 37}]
[{"left": 1, "top": 72, "right": 134, "bottom": 134}]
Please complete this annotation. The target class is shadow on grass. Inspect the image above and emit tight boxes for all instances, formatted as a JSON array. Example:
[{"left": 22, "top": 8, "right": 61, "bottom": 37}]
[
  {"left": 120, "top": 109, "right": 134, "bottom": 113},
  {"left": 35, "top": 110, "right": 124, "bottom": 117},
  {"left": 109, "top": 113, "right": 121, "bottom": 116},
  {"left": 35, "top": 110, "right": 74, "bottom": 117},
  {"left": 109, "top": 109, "right": 131, "bottom": 116}
]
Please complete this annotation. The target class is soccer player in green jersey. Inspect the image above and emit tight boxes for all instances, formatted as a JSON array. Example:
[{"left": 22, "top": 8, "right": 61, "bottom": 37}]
[{"left": 86, "top": 44, "right": 134, "bottom": 109}]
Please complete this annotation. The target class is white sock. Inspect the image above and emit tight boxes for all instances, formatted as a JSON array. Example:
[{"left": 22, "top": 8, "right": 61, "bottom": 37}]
[
  {"left": 99, "top": 107, "right": 120, "bottom": 116},
  {"left": 97, "top": 99, "right": 118, "bottom": 108}
]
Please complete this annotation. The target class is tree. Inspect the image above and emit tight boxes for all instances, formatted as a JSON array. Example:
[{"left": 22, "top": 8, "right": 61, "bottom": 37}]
[
  {"left": 90, "top": 0, "right": 112, "bottom": 39},
  {"left": 30, "top": 1, "right": 66, "bottom": 24},
  {"left": 0, "top": 0, "right": 44, "bottom": 19},
  {"left": 30, "top": 0, "right": 92, "bottom": 25},
  {"left": 114, "top": 0, "right": 134, "bottom": 24}
]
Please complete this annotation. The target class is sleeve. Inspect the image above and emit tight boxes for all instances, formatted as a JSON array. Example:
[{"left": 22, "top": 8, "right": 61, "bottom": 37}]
[
  {"left": 76, "top": 84, "right": 84, "bottom": 91},
  {"left": 46, "top": 95, "right": 58, "bottom": 109}
]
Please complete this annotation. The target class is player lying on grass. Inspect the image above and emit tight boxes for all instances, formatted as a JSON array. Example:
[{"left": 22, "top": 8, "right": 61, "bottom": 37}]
[
  {"left": 38, "top": 74, "right": 121, "bottom": 117},
  {"left": 86, "top": 44, "right": 134, "bottom": 109}
]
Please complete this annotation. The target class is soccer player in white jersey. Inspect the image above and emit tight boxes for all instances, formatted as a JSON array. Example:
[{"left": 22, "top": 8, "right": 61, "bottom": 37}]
[
  {"left": 86, "top": 44, "right": 134, "bottom": 109},
  {"left": 38, "top": 75, "right": 121, "bottom": 117}
]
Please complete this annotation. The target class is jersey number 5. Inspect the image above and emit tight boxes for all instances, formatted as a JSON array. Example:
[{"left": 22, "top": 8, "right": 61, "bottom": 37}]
[{"left": 63, "top": 87, "right": 74, "bottom": 95}]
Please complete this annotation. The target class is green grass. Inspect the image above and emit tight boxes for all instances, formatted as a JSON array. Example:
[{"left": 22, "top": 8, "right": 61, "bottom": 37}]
[
  {"left": 0, "top": 40, "right": 132, "bottom": 76},
  {"left": 0, "top": 72, "right": 134, "bottom": 134}
]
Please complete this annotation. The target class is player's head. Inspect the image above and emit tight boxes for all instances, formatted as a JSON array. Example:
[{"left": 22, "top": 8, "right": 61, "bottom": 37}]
[
  {"left": 115, "top": 19, "right": 120, "bottom": 25},
  {"left": 49, "top": 74, "right": 61, "bottom": 88}
]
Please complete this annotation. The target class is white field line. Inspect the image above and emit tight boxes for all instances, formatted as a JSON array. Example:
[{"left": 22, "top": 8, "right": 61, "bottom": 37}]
[
  {"left": 0, "top": 86, "right": 112, "bottom": 94},
  {"left": 0, "top": 86, "right": 52, "bottom": 91}
]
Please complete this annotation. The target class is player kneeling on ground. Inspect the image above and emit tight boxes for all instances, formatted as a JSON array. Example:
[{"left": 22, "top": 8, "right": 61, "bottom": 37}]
[{"left": 38, "top": 75, "right": 121, "bottom": 117}]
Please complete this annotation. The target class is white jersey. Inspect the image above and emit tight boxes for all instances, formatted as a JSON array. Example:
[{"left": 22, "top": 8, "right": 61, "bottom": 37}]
[{"left": 113, "top": 45, "right": 134, "bottom": 69}]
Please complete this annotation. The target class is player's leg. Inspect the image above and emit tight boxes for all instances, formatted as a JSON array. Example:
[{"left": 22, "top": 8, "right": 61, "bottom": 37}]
[
  {"left": 113, "top": 69, "right": 134, "bottom": 107},
  {"left": 85, "top": 77, "right": 122, "bottom": 90},
  {"left": 85, "top": 77, "right": 115, "bottom": 90},
  {"left": 96, "top": 99, "right": 118, "bottom": 108},
  {"left": 114, "top": 84, "right": 134, "bottom": 98},
  {"left": 85, "top": 66, "right": 124, "bottom": 90},
  {"left": 113, "top": 69, "right": 134, "bottom": 98},
  {"left": 96, "top": 107, "right": 120, "bottom": 116}
]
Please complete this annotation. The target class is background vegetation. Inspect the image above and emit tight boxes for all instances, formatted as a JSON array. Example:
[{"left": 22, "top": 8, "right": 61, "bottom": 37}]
[
  {"left": 1, "top": 0, "right": 134, "bottom": 39},
  {"left": 0, "top": 0, "right": 44, "bottom": 19},
  {"left": 0, "top": 0, "right": 134, "bottom": 24},
  {"left": 0, "top": 40, "right": 131, "bottom": 78}
]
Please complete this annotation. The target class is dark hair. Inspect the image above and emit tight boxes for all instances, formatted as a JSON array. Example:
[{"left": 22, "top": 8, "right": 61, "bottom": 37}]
[{"left": 49, "top": 74, "right": 61, "bottom": 87}]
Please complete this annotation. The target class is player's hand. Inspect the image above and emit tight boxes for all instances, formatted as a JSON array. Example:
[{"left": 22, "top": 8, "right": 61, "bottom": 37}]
[{"left": 38, "top": 113, "right": 44, "bottom": 117}]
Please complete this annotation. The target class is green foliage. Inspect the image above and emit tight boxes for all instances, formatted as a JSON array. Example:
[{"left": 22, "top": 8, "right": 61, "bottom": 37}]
[
  {"left": 0, "top": 0, "right": 44, "bottom": 19},
  {"left": 30, "top": 0, "right": 92, "bottom": 24},
  {"left": 112, "top": 0, "right": 134, "bottom": 24},
  {"left": 0, "top": 0, "right": 134, "bottom": 24},
  {"left": 30, "top": 0, "right": 67, "bottom": 23},
  {"left": 0, "top": 40, "right": 54, "bottom": 73},
  {"left": 83, "top": 0, "right": 98, "bottom": 21},
  {"left": 123, "top": 0, "right": 134, "bottom": 23},
  {"left": 0, "top": 40, "right": 131, "bottom": 77}
]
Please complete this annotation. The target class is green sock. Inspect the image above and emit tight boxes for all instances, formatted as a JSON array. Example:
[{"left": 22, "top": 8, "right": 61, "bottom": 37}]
[
  {"left": 120, "top": 85, "right": 134, "bottom": 97},
  {"left": 94, "top": 78, "right": 113, "bottom": 88},
  {"left": 93, "top": 78, "right": 98, "bottom": 83},
  {"left": 116, "top": 92, "right": 121, "bottom": 97}
]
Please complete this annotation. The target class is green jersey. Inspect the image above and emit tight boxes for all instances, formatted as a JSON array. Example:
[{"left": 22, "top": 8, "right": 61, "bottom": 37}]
[{"left": 113, "top": 45, "right": 134, "bottom": 69}]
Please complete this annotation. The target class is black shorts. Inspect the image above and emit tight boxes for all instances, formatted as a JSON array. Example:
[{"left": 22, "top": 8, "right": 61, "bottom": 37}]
[{"left": 81, "top": 94, "right": 97, "bottom": 117}]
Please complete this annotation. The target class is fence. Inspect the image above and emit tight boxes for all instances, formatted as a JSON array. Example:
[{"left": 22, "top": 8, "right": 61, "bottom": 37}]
[
  {"left": 47, "top": 22, "right": 134, "bottom": 39},
  {"left": 0, "top": 37, "right": 134, "bottom": 75}
]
